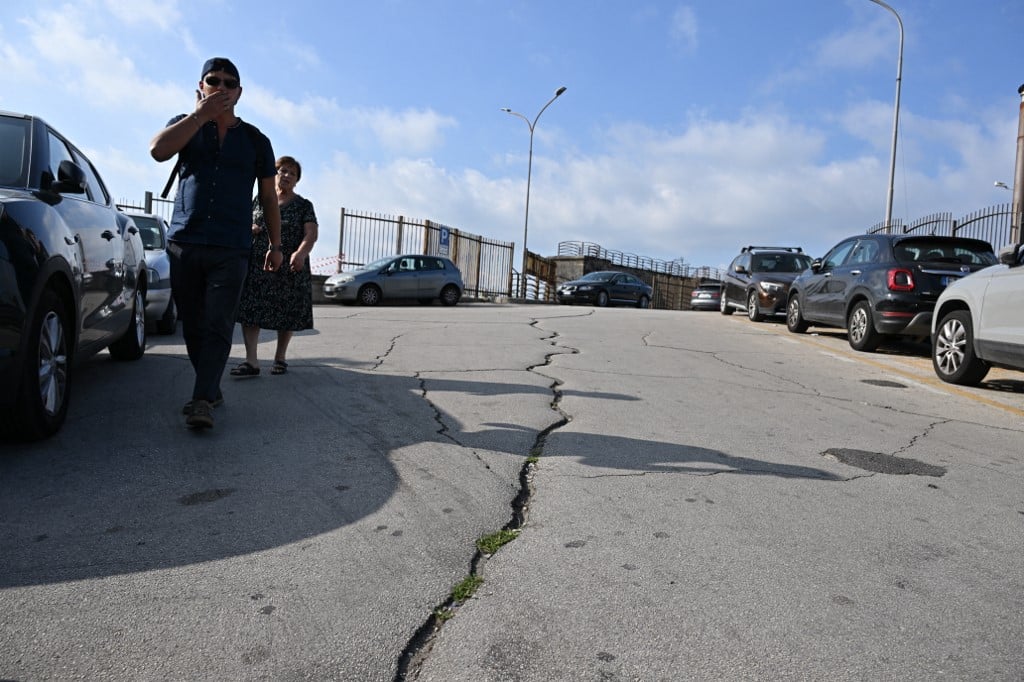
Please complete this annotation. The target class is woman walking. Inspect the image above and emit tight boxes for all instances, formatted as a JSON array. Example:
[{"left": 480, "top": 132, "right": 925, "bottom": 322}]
[{"left": 233, "top": 155, "right": 318, "bottom": 377}]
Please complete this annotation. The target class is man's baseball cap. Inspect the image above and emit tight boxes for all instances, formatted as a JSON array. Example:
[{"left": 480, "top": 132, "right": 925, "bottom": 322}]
[{"left": 201, "top": 58, "right": 240, "bottom": 81}]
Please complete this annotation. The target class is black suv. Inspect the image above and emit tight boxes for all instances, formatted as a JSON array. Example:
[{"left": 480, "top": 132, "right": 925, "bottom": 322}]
[
  {"left": 1, "top": 111, "right": 148, "bottom": 440},
  {"left": 720, "top": 246, "right": 812, "bottom": 321},
  {"left": 786, "top": 233, "right": 996, "bottom": 352}
]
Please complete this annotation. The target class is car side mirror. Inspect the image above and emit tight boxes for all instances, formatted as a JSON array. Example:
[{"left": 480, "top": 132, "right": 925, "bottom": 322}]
[
  {"left": 49, "top": 160, "right": 87, "bottom": 194},
  {"left": 998, "top": 243, "right": 1023, "bottom": 267},
  {"left": 810, "top": 258, "right": 823, "bottom": 273},
  {"left": 734, "top": 265, "right": 748, "bottom": 275}
]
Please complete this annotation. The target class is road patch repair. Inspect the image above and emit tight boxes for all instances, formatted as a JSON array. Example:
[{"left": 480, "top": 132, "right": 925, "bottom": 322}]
[{"left": 822, "top": 448, "right": 946, "bottom": 477}]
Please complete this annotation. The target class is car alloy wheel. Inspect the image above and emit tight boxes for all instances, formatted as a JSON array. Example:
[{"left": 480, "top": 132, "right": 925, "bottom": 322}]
[
  {"left": 746, "top": 290, "right": 763, "bottom": 322},
  {"left": 932, "top": 310, "right": 990, "bottom": 385},
  {"left": 4, "top": 289, "right": 72, "bottom": 440},
  {"left": 108, "top": 288, "right": 147, "bottom": 361},
  {"left": 359, "top": 284, "right": 382, "bottom": 306},
  {"left": 38, "top": 309, "right": 68, "bottom": 417},
  {"left": 847, "top": 301, "right": 881, "bottom": 352},
  {"left": 719, "top": 291, "right": 733, "bottom": 315},
  {"left": 440, "top": 284, "right": 461, "bottom": 306},
  {"left": 786, "top": 295, "right": 808, "bottom": 333},
  {"left": 596, "top": 290, "right": 609, "bottom": 307}
]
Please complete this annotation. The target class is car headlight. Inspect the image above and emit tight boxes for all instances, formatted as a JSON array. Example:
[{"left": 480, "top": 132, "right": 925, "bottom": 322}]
[{"left": 758, "top": 281, "right": 783, "bottom": 295}]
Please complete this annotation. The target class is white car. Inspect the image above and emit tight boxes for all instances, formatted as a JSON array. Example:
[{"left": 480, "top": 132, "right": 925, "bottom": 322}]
[
  {"left": 124, "top": 211, "right": 176, "bottom": 334},
  {"left": 931, "top": 243, "right": 1024, "bottom": 385}
]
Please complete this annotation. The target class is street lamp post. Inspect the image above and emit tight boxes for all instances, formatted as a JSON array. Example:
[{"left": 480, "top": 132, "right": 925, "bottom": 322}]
[
  {"left": 868, "top": 0, "right": 903, "bottom": 233},
  {"left": 1011, "top": 84, "right": 1024, "bottom": 245},
  {"left": 502, "top": 86, "right": 567, "bottom": 299}
]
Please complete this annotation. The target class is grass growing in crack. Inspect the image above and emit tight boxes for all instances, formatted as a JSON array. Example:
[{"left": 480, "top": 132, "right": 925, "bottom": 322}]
[
  {"left": 451, "top": 575, "right": 484, "bottom": 603},
  {"left": 434, "top": 607, "right": 454, "bottom": 622},
  {"left": 526, "top": 455, "right": 540, "bottom": 464},
  {"left": 476, "top": 529, "right": 520, "bottom": 555}
]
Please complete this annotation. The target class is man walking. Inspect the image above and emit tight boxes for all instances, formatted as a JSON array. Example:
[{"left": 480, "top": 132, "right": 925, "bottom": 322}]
[{"left": 150, "top": 57, "right": 283, "bottom": 429}]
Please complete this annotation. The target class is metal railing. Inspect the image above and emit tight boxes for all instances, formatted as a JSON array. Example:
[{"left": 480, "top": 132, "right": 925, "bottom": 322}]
[
  {"left": 336, "top": 208, "right": 514, "bottom": 300},
  {"left": 557, "top": 241, "right": 724, "bottom": 280},
  {"left": 867, "top": 202, "right": 1015, "bottom": 249}
]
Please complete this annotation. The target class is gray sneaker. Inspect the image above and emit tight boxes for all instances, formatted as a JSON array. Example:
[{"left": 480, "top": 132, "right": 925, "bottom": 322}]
[{"left": 186, "top": 399, "right": 214, "bottom": 429}]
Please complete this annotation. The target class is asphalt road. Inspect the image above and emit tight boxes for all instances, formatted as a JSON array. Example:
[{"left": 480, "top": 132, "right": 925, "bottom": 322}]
[{"left": 1, "top": 304, "right": 1021, "bottom": 681}]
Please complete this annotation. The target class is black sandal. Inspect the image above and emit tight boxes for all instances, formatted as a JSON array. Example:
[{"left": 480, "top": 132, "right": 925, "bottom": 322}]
[
  {"left": 271, "top": 360, "right": 288, "bottom": 375},
  {"left": 230, "top": 361, "right": 261, "bottom": 378}
]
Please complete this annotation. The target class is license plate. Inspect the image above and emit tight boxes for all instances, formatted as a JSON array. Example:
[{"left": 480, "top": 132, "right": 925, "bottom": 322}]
[{"left": 697, "top": 293, "right": 709, "bottom": 299}]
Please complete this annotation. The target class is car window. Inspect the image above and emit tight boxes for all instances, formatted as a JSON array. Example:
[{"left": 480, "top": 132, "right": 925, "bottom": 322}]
[
  {"left": 0, "top": 117, "right": 30, "bottom": 187},
  {"left": 45, "top": 130, "right": 76, "bottom": 190},
  {"left": 71, "top": 148, "right": 110, "bottom": 205},
  {"left": 847, "top": 240, "right": 879, "bottom": 265},
  {"left": 897, "top": 239, "right": 996, "bottom": 265},
  {"left": 822, "top": 241, "right": 856, "bottom": 270}
]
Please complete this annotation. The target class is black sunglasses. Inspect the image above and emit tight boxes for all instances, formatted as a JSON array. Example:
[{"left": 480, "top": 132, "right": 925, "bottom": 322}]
[{"left": 204, "top": 75, "right": 239, "bottom": 89}]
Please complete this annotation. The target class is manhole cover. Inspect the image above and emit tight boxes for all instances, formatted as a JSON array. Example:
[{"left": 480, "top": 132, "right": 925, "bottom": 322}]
[{"left": 822, "top": 448, "right": 945, "bottom": 477}]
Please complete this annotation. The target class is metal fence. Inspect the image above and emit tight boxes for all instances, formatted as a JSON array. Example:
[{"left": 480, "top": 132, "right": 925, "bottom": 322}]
[
  {"left": 557, "top": 241, "right": 725, "bottom": 281},
  {"left": 867, "top": 203, "right": 1015, "bottom": 249},
  {"left": 336, "top": 208, "right": 514, "bottom": 299}
]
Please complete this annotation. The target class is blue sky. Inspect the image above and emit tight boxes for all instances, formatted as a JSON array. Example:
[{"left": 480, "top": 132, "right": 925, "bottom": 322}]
[{"left": 2, "top": 0, "right": 1021, "bottom": 271}]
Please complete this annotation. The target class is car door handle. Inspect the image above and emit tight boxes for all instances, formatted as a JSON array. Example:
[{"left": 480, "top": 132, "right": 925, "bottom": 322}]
[
  {"left": 65, "top": 235, "right": 78, "bottom": 245},
  {"left": 127, "top": 226, "right": 138, "bottom": 235},
  {"left": 850, "top": 269, "right": 862, "bottom": 276},
  {"left": 101, "top": 230, "right": 115, "bottom": 241}
]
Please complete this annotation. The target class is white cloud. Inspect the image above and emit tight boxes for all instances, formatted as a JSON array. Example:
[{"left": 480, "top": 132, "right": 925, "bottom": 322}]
[
  {"left": 349, "top": 108, "right": 459, "bottom": 154},
  {"left": 669, "top": 6, "right": 698, "bottom": 52}
]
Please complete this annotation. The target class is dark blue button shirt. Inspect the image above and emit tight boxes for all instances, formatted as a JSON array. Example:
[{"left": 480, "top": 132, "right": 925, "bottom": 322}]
[{"left": 166, "top": 115, "right": 276, "bottom": 251}]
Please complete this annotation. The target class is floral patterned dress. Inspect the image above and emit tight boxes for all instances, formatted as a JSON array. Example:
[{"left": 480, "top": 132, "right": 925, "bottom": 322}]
[{"left": 236, "top": 194, "right": 318, "bottom": 331}]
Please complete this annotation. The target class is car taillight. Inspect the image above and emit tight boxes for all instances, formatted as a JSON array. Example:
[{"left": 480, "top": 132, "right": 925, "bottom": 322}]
[{"left": 887, "top": 268, "right": 915, "bottom": 292}]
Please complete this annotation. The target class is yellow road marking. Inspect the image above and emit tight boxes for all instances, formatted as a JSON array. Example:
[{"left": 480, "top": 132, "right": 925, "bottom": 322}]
[{"left": 767, "top": 324, "right": 1024, "bottom": 419}]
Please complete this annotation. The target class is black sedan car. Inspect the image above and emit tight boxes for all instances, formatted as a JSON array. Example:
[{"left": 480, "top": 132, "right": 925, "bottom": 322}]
[
  {"left": 557, "top": 271, "right": 652, "bottom": 308},
  {"left": 1, "top": 111, "right": 147, "bottom": 440},
  {"left": 786, "top": 233, "right": 996, "bottom": 351}
]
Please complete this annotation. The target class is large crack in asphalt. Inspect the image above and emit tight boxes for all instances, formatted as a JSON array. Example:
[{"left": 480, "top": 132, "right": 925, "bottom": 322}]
[{"left": 393, "top": 319, "right": 577, "bottom": 681}]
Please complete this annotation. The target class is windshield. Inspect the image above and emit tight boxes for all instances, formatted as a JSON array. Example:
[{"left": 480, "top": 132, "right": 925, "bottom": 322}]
[
  {"left": 750, "top": 253, "right": 812, "bottom": 273},
  {"left": 578, "top": 272, "right": 617, "bottom": 283},
  {"left": 355, "top": 256, "right": 398, "bottom": 272},
  {"left": 129, "top": 215, "right": 165, "bottom": 250}
]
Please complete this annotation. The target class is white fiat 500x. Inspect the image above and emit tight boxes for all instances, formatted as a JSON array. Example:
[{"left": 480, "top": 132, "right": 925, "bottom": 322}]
[{"left": 931, "top": 243, "right": 1024, "bottom": 385}]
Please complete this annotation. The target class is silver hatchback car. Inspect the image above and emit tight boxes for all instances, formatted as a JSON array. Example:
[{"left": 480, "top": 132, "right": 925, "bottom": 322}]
[
  {"left": 323, "top": 254, "right": 464, "bottom": 306},
  {"left": 124, "top": 211, "right": 176, "bottom": 334}
]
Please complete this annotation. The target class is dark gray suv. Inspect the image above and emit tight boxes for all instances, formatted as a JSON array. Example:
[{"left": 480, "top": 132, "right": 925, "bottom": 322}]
[{"left": 720, "top": 246, "right": 812, "bottom": 321}]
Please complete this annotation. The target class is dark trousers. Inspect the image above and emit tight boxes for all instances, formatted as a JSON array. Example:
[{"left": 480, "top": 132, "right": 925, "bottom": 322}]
[{"left": 167, "top": 242, "right": 249, "bottom": 402}]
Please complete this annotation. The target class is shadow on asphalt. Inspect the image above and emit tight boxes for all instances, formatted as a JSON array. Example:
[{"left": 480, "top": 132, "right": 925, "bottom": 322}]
[{"left": 0, "top": 342, "right": 839, "bottom": 590}]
